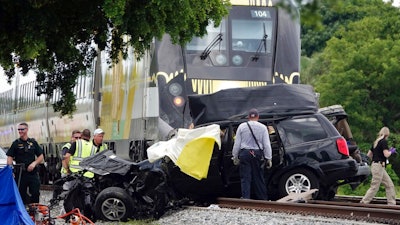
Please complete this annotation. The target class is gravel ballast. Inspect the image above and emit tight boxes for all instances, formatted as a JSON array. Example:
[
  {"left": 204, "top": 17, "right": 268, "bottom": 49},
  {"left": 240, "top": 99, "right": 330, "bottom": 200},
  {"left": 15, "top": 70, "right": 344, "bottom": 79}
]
[{"left": 38, "top": 191, "right": 382, "bottom": 225}]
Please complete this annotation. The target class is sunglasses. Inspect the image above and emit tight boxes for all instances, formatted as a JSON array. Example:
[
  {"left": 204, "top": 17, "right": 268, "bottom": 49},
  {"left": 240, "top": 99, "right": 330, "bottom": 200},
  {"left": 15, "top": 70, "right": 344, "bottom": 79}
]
[
  {"left": 18, "top": 128, "right": 26, "bottom": 131},
  {"left": 73, "top": 136, "right": 81, "bottom": 139}
]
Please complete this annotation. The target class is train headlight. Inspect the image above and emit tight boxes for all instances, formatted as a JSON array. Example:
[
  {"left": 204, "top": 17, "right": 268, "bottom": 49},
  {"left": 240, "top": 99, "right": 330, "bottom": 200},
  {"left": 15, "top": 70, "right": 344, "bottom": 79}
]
[
  {"left": 168, "top": 83, "right": 182, "bottom": 96},
  {"left": 232, "top": 55, "right": 243, "bottom": 66},
  {"left": 215, "top": 54, "right": 227, "bottom": 66},
  {"left": 173, "top": 96, "right": 185, "bottom": 107}
]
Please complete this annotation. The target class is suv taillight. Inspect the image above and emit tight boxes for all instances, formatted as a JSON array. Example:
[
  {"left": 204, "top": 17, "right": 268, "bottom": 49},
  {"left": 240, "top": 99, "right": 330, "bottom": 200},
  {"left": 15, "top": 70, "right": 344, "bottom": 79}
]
[{"left": 336, "top": 137, "right": 349, "bottom": 156}]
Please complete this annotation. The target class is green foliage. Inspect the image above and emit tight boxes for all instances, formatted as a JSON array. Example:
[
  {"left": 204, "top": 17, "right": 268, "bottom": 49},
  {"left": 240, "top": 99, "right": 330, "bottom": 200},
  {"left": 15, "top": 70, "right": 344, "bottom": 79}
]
[
  {"left": 309, "top": 1, "right": 400, "bottom": 144},
  {"left": 300, "top": 0, "right": 394, "bottom": 57},
  {"left": 388, "top": 133, "right": 400, "bottom": 179},
  {"left": 0, "top": 0, "right": 230, "bottom": 116}
]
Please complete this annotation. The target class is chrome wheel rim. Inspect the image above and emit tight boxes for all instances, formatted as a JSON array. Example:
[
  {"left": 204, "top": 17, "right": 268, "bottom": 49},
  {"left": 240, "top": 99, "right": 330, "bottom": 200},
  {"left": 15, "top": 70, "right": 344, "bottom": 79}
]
[
  {"left": 101, "top": 197, "right": 127, "bottom": 221},
  {"left": 285, "top": 173, "right": 311, "bottom": 193}
]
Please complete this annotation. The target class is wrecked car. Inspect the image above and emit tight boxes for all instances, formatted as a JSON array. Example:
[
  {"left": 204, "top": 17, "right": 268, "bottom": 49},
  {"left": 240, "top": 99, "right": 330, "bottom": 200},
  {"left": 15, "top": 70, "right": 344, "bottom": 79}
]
[{"left": 51, "top": 151, "right": 174, "bottom": 221}]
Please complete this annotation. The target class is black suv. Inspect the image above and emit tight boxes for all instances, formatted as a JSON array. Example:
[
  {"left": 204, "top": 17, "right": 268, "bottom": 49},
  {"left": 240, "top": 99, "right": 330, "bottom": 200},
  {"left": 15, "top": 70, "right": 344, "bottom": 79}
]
[{"left": 166, "top": 84, "right": 370, "bottom": 201}]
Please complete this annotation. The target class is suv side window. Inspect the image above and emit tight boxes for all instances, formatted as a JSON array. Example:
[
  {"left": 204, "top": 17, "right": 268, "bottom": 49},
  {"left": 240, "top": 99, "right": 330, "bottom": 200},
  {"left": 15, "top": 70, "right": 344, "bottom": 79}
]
[{"left": 279, "top": 117, "right": 327, "bottom": 146}]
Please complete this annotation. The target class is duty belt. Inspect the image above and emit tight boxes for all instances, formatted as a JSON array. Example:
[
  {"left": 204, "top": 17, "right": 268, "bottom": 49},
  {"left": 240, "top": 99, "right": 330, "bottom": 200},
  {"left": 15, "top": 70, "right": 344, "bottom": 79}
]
[{"left": 373, "top": 161, "right": 386, "bottom": 167}]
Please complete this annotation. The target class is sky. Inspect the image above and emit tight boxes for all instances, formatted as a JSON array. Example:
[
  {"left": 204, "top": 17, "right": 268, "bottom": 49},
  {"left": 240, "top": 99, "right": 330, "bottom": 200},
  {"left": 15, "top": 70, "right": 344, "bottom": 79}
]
[
  {"left": 0, "top": 67, "right": 35, "bottom": 92},
  {"left": 0, "top": 67, "right": 14, "bottom": 91},
  {"left": 386, "top": 0, "right": 400, "bottom": 7}
]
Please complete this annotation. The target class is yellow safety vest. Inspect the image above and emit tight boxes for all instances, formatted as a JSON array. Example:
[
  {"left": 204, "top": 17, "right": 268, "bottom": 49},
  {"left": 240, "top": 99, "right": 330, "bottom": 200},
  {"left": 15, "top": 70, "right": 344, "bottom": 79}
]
[
  {"left": 92, "top": 142, "right": 108, "bottom": 153},
  {"left": 60, "top": 142, "right": 71, "bottom": 175},
  {"left": 69, "top": 139, "right": 95, "bottom": 178}
]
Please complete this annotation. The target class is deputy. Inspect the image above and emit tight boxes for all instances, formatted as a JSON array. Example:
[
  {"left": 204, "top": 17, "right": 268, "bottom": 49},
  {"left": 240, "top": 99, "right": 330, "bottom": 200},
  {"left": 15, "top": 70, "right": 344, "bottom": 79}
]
[
  {"left": 64, "top": 129, "right": 95, "bottom": 178},
  {"left": 7, "top": 122, "right": 44, "bottom": 204}
]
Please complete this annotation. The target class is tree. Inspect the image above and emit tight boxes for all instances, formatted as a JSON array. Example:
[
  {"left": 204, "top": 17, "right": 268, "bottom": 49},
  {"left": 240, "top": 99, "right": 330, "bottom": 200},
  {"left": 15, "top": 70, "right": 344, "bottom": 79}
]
[
  {"left": 0, "top": 0, "right": 230, "bottom": 115},
  {"left": 300, "top": 0, "right": 397, "bottom": 57},
  {"left": 311, "top": 2, "right": 400, "bottom": 144}
]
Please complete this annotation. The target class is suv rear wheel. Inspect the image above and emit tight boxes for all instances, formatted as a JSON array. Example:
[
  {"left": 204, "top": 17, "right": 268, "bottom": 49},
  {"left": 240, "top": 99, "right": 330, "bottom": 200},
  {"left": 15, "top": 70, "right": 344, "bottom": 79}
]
[{"left": 278, "top": 169, "right": 319, "bottom": 198}]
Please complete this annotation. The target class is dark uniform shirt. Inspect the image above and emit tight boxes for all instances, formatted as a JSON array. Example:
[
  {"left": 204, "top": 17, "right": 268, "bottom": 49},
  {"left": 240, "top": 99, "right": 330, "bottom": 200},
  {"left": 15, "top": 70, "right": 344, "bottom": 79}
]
[
  {"left": 7, "top": 138, "right": 43, "bottom": 173},
  {"left": 371, "top": 138, "right": 388, "bottom": 162},
  {"left": 92, "top": 140, "right": 105, "bottom": 153}
]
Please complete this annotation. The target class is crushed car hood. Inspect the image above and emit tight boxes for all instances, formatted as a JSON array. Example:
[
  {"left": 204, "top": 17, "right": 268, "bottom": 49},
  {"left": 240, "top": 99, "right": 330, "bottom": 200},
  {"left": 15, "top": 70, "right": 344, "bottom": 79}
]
[
  {"left": 80, "top": 150, "right": 164, "bottom": 176},
  {"left": 188, "top": 84, "right": 319, "bottom": 126},
  {"left": 80, "top": 150, "right": 142, "bottom": 176}
]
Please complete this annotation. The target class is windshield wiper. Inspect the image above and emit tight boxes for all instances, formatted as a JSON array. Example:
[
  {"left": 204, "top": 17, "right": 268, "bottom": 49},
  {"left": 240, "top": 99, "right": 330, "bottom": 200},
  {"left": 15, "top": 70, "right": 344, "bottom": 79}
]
[
  {"left": 252, "top": 23, "right": 268, "bottom": 62},
  {"left": 200, "top": 33, "right": 223, "bottom": 60}
]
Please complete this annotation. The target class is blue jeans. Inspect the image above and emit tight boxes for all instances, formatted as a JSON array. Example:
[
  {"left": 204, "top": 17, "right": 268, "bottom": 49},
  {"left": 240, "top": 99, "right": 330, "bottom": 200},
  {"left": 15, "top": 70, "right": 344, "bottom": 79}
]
[{"left": 239, "top": 149, "right": 267, "bottom": 200}]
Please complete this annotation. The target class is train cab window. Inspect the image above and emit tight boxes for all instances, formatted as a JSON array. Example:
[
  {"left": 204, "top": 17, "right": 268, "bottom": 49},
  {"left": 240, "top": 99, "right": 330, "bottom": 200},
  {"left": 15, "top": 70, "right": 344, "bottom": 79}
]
[
  {"left": 186, "top": 20, "right": 227, "bottom": 52},
  {"left": 232, "top": 20, "right": 273, "bottom": 53}
]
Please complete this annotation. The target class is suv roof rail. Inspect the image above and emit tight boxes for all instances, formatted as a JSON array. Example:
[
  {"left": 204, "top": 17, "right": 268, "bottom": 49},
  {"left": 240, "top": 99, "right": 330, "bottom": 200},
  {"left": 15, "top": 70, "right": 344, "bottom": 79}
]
[
  {"left": 318, "top": 105, "right": 347, "bottom": 117},
  {"left": 189, "top": 84, "right": 318, "bottom": 126},
  {"left": 229, "top": 110, "right": 316, "bottom": 120}
]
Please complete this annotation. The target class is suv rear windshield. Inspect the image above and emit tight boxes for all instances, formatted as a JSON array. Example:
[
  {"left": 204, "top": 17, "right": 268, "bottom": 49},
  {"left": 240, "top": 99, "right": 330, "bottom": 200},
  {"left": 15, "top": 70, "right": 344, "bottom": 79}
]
[{"left": 278, "top": 117, "right": 327, "bottom": 146}]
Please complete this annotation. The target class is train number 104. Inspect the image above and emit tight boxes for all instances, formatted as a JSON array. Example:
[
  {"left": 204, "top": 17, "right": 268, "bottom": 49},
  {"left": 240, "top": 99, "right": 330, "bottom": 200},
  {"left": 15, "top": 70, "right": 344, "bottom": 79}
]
[{"left": 251, "top": 10, "right": 270, "bottom": 19}]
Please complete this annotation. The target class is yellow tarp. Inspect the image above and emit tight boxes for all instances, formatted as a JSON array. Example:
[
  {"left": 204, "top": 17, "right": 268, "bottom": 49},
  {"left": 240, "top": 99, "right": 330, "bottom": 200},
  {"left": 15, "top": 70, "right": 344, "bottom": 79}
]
[{"left": 147, "top": 124, "right": 221, "bottom": 180}]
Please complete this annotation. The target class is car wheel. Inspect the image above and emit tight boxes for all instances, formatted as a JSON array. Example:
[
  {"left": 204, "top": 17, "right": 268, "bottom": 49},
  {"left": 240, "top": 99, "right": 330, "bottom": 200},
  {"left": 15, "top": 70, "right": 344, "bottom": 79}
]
[
  {"left": 95, "top": 187, "right": 134, "bottom": 221},
  {"left": 278, "top": 169, "right": 319, "bottom": 198}
]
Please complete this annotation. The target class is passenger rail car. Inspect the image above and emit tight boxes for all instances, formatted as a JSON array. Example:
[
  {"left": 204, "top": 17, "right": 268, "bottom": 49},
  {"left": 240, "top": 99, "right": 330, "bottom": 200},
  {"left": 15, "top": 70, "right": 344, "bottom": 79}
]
[{"left": 0, "top": 0, "right": 300, "bottom": 183}]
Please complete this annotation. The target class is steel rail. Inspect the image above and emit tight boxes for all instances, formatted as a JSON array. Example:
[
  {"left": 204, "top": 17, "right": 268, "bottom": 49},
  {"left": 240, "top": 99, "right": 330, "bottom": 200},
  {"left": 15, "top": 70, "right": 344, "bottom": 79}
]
[
  {"left": 41, "top": 185, "right": 53, "bottom": 191},
  {"left": 217, "top": 197, "right": 400, "bottom": 224},
  {"left": 334, "top": 195, "right": 400, "bottom": 205}
]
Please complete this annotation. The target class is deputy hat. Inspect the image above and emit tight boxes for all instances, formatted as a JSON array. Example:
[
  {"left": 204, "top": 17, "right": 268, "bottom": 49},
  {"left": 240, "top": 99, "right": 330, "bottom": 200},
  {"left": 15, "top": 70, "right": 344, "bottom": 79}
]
[
  {"left": 93, "top": 128, "right": 105, "bottom": 135},
  {"left": 248, "top": 108, "right": 259, "bottom": 118}
]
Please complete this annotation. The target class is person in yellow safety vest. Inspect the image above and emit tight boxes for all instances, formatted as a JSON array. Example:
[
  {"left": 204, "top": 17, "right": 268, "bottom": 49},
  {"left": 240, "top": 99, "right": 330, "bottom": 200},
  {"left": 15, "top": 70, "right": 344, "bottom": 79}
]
[
  {"left": 60, "top": 130, "right": 81, "bottom": 177},
  {"left": 64, "top": 129, "right": 96, "bottom": 178},
  {"left": 92, "top": 128, "right": 108, "bottom": 153}
]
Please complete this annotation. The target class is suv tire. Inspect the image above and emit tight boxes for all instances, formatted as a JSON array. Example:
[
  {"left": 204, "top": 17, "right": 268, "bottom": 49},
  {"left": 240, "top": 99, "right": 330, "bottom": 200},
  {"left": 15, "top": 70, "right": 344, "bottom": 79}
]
[
  {"left": 95, "top": 187, "right": 134, "bottom": 221},
  {"left": 278, "top": 168, "right": 319, "bottom": 198}
]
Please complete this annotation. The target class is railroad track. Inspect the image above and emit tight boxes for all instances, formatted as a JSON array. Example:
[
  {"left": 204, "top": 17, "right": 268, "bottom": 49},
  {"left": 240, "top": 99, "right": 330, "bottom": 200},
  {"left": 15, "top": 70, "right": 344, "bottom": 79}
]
[
  {"left": 335, "top": 195, "right": 400, "bottom": 205},
  {"left": 42, "top": 184, "right": 400, "bottom": 224},
  {"left": 41, "top": 184, "right": 53, "bottom": 191},
  {"left": 217, "top": 197, "right": 400, "bottom": 224}
]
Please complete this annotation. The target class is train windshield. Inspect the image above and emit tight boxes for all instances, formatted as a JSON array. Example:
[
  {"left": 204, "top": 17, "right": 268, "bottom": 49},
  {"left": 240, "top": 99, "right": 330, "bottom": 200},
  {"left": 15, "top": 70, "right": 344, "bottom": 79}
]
[
  {"left": 187, "top": 6, "right": 275, "bottom": 54},
  {"left": 184, "top": 6, "right": 277, "bottom": 82},
  {"left": 186, "top": 20, "right": 226, "bottom": 52},
  {"left": 231, "top": 19, "right": 272, "bottom": 53}
]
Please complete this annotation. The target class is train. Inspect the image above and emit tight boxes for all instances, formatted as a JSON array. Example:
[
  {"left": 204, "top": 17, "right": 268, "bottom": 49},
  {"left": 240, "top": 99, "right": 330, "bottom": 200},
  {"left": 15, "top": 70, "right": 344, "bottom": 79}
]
[{"left": 0, "top": 0, "right": 300, "bottom": 183}]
